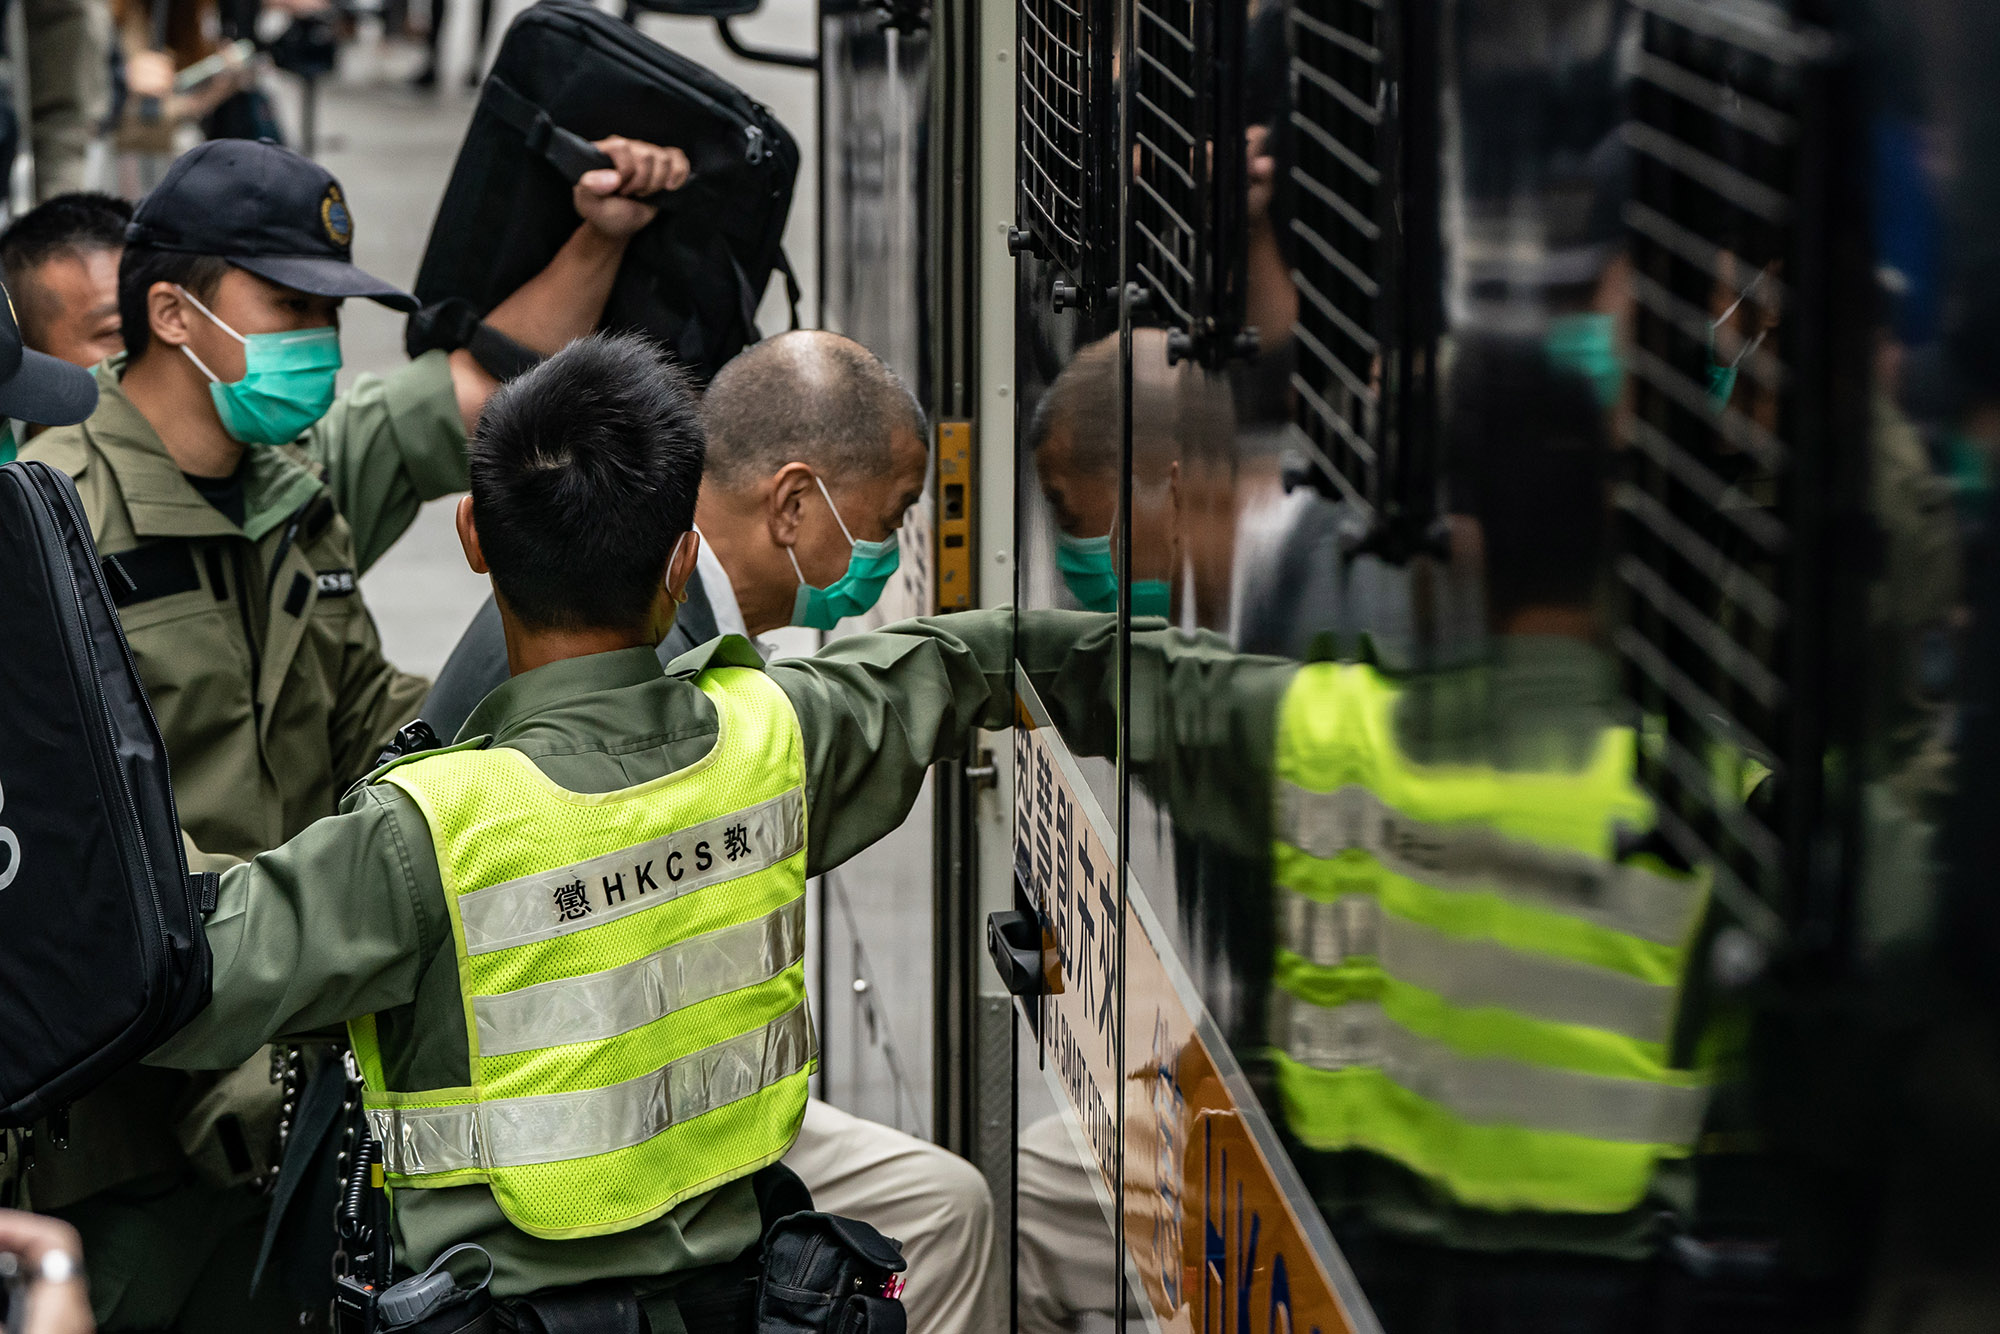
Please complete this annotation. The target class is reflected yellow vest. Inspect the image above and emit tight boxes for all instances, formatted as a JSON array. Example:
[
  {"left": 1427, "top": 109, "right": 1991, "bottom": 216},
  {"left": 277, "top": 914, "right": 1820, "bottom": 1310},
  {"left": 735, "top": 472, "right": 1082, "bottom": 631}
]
[
  {"left": 1270, "top": 662, "right": 1710, "bottom": 1214},
  {"left": 349, "top": 667, "right": 814, "bottom": 1240}
]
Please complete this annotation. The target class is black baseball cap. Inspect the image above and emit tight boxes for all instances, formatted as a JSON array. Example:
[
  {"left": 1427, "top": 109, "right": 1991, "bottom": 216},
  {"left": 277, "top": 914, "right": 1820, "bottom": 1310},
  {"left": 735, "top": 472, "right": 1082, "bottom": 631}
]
[
  {"left": 125, "top": 140, "right": 418, "bottom": 313},
  {"left": 0, "top": 281, "right": 98, "bottom": 425}
]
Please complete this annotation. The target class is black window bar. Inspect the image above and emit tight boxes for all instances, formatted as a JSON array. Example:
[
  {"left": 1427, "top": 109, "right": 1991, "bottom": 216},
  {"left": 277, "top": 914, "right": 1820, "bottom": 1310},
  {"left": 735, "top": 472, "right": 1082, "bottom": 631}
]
[
  {"left": 1128, "top": 0, "right": 1248, "bottom": 365},
  {"left": 1288, "top": 0, "right": 1387, "bottom": 518},
  {"left": 1616, "top": 0, "right": 1858, "bottom": 948},
  {"left": 1014, "top": 0, "right": 1117, "bottom": 310},
  {"left": 1283, "top": 0, "right": 1437, "bottom": 558}
]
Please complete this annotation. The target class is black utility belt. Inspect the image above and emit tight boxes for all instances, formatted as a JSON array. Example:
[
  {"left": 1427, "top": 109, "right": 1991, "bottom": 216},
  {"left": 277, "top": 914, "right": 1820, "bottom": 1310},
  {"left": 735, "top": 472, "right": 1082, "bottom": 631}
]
[{"left": 346, "top": 1208, "right": 908, "bottom": 1334}]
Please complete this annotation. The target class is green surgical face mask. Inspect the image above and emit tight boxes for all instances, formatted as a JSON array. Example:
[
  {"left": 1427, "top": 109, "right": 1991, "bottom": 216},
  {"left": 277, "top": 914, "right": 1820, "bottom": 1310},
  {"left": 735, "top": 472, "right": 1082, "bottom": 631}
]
[
  {"left": 1055, "top": 532, "right": 1118, "bottom": 611},
  {"left": 0, "top": 423, "right": 15, "bottom": 466},
  {"left": 1706, "top": 326, "right": 1766, "bottom": 409},
  {"left": 789, "top": 474, "right": 901, "bottom": 630},
  {"left": 1706, "top": 359, "right": 1739, "bottom": 407},
  {"left": 1131, "top": 580, "right": 1171, "bottom": 617},
  {"left": 1545, "top": 312, "right": 1624, "bottom": 410},
  {"left": 1707, "top": 274, "right": 1768, "bottom": 411},
  {"left": 1054, "top": 531, "right": 1170, "bottom": 616},
  {"left": 177, "top": 285, "right": 341, "bottom": 447}
]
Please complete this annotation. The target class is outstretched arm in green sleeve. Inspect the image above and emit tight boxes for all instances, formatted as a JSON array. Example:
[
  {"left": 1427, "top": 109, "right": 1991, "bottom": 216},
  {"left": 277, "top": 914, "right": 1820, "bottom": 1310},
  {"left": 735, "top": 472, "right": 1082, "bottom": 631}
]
[{"left": 147, "top": 785, "right": 446, "bottom": 1071}]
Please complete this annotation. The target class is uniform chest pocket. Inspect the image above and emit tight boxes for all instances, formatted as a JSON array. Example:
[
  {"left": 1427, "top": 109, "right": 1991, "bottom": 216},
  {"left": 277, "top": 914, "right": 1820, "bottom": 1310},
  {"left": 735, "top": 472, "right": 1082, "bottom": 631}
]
[
  {"left": 103, "top": 543, "right": 205, "bottom": 623},
  {"left": 119, "top": 595, "right": 252, "bottom": 732},
  {"left": 104, "top": 544, "right": 252, "bottom": 709},
  {"left": 106, "top": 545, "right": 234, "bottom": 651}
]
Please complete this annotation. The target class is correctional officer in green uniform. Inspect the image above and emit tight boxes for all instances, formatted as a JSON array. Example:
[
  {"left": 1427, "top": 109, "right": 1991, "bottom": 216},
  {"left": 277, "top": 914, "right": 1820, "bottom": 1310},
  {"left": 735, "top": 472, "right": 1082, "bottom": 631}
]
[
  {"left": 1271, "top": 342, "right": 1717, "bottom": 1328},
  {"left": 137, "top": 332, "right": 1130, "bottom": 1322},
  {"left": 1014, "top": 335, "right": 1723, "bottom": 1334},
  {"left": 14, "top": 135, "right": 689, "bottom": 1330},
  {"left": 1264, "top": 343, "right": 1722, "bottom": 1327}
]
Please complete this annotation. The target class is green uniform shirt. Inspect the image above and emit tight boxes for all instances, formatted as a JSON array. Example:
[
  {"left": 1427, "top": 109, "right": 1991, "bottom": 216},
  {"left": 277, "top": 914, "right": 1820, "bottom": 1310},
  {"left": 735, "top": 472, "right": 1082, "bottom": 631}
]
[
  {"left": 17, "top": 351, "right": 467, "bottom": 1213},
  {"left": 147, "top": 610, "right": 1125, "bottom": 1300},
  {"left": 1121, "top": 632, "right": 1696, "bottom": 1260},
  {"left": 1279, "top": 638, "right": 1698, "bottom": 1261},
  {"left": 21, "top": 351, "right": 466, "bottom": 860}
]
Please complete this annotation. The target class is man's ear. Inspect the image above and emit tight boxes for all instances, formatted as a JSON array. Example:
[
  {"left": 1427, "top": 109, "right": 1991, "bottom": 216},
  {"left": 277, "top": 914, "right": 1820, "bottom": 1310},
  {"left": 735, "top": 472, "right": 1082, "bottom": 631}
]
[
  {"left": 645, "top": 532, "right": 700, "bottom": 647},
  {"left": 456, "top": 495, "right": 490, "bottom": 575},
  {"left": 665, "top": 529, "right": 700, "bottom": 604},
  {"left": 147, "top": 281, "right": 197, "bottom": 350},
  {"left": 765, "top": 462, "right": 816, "bottom": 547}
]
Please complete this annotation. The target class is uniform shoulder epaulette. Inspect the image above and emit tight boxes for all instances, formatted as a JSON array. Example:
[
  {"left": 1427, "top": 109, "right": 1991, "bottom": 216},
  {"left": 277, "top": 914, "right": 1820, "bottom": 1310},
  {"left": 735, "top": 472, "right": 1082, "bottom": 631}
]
[
  {"left": 665, "top": 632, "right": 769, "bottom": 680},
  {"left": 361, "top": 735, "right": 491, "bottom": 787},
  {"left": 297, "top": 492, "right": 338, "bottom": 544}
]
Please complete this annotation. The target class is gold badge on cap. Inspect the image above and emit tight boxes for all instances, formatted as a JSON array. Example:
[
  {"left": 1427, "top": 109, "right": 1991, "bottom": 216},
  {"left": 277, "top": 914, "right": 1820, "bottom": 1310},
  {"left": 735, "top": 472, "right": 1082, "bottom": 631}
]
[{"left": 321, "top": 184, "right": 353, "bottom": 248}]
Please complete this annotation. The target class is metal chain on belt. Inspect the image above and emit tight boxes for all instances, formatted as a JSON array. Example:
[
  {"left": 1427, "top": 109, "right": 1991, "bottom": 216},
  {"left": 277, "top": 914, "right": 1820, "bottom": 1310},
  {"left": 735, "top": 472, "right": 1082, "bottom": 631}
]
[
  {"left": 329, "top": 1047, "right": 391, "bottom": 1334},
  {"left": 264, "top": 1044, "right": 306, "bottom": 1195},
  {"left": 331, "top": 1047, "right": 367, "bottom": 1283}
]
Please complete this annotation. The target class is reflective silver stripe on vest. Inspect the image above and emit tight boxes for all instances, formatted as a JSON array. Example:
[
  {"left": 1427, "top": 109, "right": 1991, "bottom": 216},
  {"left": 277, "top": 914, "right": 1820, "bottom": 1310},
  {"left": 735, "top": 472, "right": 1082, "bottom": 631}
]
[
  {"left": 474, "top": 900, "right": 807, "bottom": 1057},
  {"left": 370, "top": 1000, "right": 815, "bottom": 1177},
  {"left": 1272, "top": 994, "right": 1707, "bottom": 1146},
  {"left": 457, "top": 788, "right": 805, "bottom": 955},
  {"left": 1275, "top": 783, "right": 1704, "bottom": 946},
  {"left": 1279, "top": 890, "right": 1678, "bottom": 1044}
]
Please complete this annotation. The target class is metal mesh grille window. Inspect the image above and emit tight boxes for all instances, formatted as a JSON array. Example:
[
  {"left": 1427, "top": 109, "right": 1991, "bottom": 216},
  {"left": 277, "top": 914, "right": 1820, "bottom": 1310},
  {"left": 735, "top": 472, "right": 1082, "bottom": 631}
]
[
  {"left": 1131, "top": 0, "right": 1207, "bottom": 331},
  {"left": 1616, "top": 0, "right": 1843, "bottom": 931},
  {"left": 1018, "top": 0, "right": 1109, "bottom": 289},
  {"left": 1128, "top": 0, "right": 1249, "bottom": 361},
  {"left": 1287, "top": 0, "right": 1388, "bottom": 515}
]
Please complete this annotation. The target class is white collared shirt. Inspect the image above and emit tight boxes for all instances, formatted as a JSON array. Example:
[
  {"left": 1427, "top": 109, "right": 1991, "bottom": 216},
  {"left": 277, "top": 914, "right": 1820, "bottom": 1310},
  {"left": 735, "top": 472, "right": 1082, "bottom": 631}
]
[{"left": 693, "top": 525, "right": 749, "bottom": 639}]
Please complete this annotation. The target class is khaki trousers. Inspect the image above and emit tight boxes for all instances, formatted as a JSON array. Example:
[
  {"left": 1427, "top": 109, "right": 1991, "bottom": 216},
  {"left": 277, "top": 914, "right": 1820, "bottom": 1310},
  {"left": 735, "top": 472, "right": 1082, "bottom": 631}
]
[{"left": 788, "top": 1098, "right": 1005, "bottom": 1334}]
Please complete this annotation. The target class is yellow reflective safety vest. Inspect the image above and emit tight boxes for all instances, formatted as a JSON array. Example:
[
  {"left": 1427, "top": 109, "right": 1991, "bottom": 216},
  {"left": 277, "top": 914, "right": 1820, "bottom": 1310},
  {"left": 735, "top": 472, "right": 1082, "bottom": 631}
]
[
  {"left": 1270, "top": 661, "right": 1711, "bottom": 1215},
  {"left": 349, "top": 667, "right": 814, "bottom": 1240}
]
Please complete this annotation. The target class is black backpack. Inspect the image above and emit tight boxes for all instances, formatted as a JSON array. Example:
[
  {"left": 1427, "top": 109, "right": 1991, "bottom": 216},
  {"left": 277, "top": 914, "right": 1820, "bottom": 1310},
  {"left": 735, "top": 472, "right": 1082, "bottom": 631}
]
[
  {"left": 0, "top": 462, "right": 211, "bottom": 1127},
  {"left": 406, "top": 0, "right": 802, "bottom": 384}
]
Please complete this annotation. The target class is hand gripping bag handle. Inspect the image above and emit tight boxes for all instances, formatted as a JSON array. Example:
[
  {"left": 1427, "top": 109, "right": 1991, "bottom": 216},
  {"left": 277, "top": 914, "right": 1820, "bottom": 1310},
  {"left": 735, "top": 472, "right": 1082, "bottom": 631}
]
[{"left": 481, "top": 74, "right": 687, "bottom": 210}]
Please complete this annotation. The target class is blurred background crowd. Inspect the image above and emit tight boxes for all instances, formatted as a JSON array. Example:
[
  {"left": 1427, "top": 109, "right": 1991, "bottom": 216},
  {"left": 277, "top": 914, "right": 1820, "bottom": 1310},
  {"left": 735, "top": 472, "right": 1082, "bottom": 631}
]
[
  {"left": 2, "top": 0, "right": 463, "bottom": 203},
  {"left": 0, "top": 0, "right": 819, "bottom": 680}
]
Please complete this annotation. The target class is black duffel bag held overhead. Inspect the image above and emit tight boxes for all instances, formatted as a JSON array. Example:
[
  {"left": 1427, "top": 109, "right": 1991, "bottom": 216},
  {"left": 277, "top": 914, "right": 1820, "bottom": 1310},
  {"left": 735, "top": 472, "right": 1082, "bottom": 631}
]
[
  {"left": 0, "top": 462, "right": 212, "bottom": 1128},
  {"left": 408, "top": 0, "right": 802, "bottom": 384}
]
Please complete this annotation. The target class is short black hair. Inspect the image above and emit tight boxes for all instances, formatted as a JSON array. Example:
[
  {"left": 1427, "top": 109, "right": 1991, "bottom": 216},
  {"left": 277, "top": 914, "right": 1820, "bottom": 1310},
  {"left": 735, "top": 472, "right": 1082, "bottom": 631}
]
[
  {"left": 0, "top": 192, "right": 131, "bottom": 277},
  {"left": 117, "top": 243, "right": 229, "bottom": 360},
  {"left": 701, "top": 331, "right": 926, "bottom": 490},
  {"left": 2, "top": 193, "right": 133, "bottom": 346},
  {"left": 1447, "top": 333, "right": 1610, "bottom": 622},
  {"left": 470, "top": 332, "right": 706, "bottom": 633}
]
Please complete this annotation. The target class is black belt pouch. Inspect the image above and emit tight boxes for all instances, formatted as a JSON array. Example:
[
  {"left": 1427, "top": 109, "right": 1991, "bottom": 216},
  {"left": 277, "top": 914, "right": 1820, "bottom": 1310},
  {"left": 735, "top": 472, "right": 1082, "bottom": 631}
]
[{"left": 755, "top": 1211, "right": 907, "bottom": 1334}]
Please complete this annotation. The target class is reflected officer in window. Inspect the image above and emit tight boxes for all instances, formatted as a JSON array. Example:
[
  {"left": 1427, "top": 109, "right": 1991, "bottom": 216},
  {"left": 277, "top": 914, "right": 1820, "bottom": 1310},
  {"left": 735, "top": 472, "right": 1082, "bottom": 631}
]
[{"left": 1015, "top": 334, "right": 1731, "bottom": 1334}]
